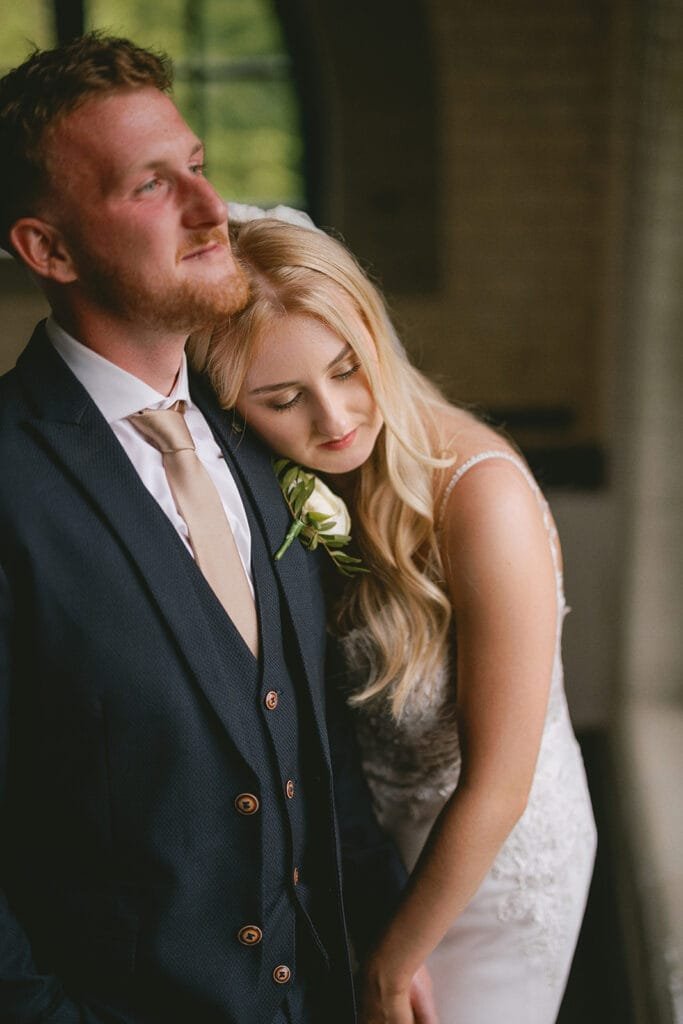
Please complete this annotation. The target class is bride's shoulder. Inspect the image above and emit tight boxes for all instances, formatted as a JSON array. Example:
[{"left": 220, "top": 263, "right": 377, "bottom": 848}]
[
  {"left": 431, "top": 406, "right": 517, "bottom": 505},
  {"left": 430, "top": 410, "right": 559, "bottom": 580}
]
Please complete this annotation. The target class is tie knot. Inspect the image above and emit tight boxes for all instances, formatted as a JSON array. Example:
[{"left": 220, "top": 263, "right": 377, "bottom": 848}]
[{"left": 129, "top": 400, "right": 196, "bottom": 454}]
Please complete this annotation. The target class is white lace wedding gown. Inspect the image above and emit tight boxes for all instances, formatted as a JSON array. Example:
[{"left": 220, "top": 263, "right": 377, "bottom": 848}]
[{"left": 344, "top": 452, "right": 597, "bottom": 1024}]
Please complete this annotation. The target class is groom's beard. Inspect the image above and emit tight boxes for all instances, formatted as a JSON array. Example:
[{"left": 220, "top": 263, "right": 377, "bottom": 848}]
[{"left": 71, "top": 230, "right": 249, "bottom": 333}]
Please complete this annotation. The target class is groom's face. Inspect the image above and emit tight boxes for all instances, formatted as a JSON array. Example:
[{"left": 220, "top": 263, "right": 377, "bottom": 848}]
[{"left": 45, "top": 86, "right": 247, "bottom": 331}]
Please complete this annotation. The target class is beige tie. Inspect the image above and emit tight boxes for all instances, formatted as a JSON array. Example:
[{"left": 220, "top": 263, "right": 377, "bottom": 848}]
[{"left": 130, "top": 401, "right": 258, "bottom": 656}]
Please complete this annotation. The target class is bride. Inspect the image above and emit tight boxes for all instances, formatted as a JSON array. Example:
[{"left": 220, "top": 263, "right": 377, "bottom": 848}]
[{"left": 190, "top": 216, "right": 597, "bottom": 1024}]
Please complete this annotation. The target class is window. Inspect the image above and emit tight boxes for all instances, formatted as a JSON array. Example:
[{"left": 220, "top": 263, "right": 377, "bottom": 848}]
[
  {"left": 86, "top": 0, "right": 305, "bottom": 206},
  {"left": 0, "top": 4, "right": 53, "bottom": 72},
  {"left": 0, "top": 1, "right": 304, "bottom": 209}
]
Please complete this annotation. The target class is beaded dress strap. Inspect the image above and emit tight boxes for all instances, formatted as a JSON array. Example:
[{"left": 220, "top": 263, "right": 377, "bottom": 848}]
[{"left": 437, "top": 450, "right": 564, "bottom": 589}]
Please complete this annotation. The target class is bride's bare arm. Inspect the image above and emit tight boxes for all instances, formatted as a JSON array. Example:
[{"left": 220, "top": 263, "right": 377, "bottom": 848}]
[{"left": 359, "top": 457, "right": 559, "bottom": 1023}]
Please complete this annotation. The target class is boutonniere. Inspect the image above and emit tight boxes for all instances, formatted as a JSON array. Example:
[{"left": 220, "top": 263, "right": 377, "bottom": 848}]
[{"left": 273, "top": 458, "right": 367, "bottom": 577}]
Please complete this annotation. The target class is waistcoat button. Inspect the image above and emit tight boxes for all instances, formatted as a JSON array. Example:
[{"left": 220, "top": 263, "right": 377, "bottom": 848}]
[
  {"left": 285, "top": 779, "right": 295, "bottom": 799},
  {"left": 273, "top": 964, "right": 292, "bottom": 984},
  {"left": 293, "top": 866, "right": 299, "bottom": 885},
  {"left": 235, "top": 793, "right": 260, "bottom": 815},
  {"left": 264, "top": 690, "right": 279, "bottom": 710},
  {"left": 237, "top": 925, "right": 262, "bottom": 945}
]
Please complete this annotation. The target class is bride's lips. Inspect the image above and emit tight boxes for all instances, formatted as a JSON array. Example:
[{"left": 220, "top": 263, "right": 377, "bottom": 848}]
[{"left": 319, "top": 429, "right": 357, "bottom": 451}]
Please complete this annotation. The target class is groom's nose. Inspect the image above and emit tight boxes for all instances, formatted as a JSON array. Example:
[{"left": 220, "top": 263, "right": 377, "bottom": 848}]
[{"left": 181, "top": 174, "right": 227, "bottom": 229}]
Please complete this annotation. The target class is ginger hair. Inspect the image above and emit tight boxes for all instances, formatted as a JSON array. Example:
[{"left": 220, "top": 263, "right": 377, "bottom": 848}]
[{"left": 0, "top": 31, "right": 173, "bottom": 249}]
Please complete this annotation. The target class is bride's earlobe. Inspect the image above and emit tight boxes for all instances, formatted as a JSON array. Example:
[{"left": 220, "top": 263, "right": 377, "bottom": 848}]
[{"left": 9, "top": 217, "right": 78, "bottom": 284}]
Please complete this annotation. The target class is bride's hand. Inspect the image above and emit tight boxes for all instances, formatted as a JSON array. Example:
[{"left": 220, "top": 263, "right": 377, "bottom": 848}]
[
  {"left": 409, "top": 965, "right": 439, "bottom": 1024},
  {"left": 359, "top": 962, "right": 439, "bottom": 1024},
  {"left": 358, "top": 978, "right": 414, "bottom": 1024}
]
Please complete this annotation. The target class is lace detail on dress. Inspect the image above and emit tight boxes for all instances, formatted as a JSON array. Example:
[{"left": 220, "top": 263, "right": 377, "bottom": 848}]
[
  {"left": 489, "top": 704, "right": 597, "bottom": 983},
  {"left": 343, "top": 450, "right": 596, "bottom": 987},
  {"left": 344, "top": 627, "right": 461, "bottom": 821}
]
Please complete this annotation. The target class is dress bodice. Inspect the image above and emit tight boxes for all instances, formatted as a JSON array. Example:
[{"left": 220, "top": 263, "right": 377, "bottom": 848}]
[
  {"left": 343, "top": 450, "right": 568, "bottom": 822},
  {"left": 342, "top": 452, "right": 597, "bottom": 990}
]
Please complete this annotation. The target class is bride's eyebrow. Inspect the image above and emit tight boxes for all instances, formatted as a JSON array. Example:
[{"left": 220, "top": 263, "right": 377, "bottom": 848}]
[{"left": 248, "top": 343, "right": 353, "bottom": 395}]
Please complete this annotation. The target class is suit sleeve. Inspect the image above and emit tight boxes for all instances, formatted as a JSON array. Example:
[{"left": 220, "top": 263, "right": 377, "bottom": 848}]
[
  {"left": 325, "top": 634, "right": 408, "bottom": 959},
  {"left": 0, "top": 563, "right": 125, "bottom": 1024}
]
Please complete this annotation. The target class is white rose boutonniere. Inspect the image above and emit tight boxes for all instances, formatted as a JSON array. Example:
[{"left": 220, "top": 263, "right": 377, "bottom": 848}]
[{"left": 273, "top": 458, "right": 367, "bottom": 577}]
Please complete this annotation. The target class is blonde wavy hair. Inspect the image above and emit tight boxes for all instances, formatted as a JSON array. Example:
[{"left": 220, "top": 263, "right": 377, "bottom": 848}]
[{"left": 189, "top": 218, "right": 456, "bottom": 718}]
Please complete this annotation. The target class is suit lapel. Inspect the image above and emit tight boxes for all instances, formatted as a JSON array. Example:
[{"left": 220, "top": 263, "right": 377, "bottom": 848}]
[
  {"left": 17, "top": 328, "right": 262, "bottom": 774},
  {"left": 191, "top": 374, "right": 331, "bottom": 757}
]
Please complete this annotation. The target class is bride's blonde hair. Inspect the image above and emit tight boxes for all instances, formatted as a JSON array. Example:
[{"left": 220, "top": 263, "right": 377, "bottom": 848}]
[{"left": 189, "top": 218, "right": 456, "bottom": 718}]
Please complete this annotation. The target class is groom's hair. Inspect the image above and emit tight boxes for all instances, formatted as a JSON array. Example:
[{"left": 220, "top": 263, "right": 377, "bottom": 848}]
[{"left": 0, "top": 32, "right": 173, "bottom": 250}]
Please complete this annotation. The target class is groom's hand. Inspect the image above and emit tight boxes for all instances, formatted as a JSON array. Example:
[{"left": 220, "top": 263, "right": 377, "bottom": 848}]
[{"left": 409, "top": 965, "right": 439, "bottom": 1024}]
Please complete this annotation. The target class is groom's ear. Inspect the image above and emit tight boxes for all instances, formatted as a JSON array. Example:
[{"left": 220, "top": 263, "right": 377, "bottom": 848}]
[{"left": 9, "top": 216, "right": 79, "bottom": 284}]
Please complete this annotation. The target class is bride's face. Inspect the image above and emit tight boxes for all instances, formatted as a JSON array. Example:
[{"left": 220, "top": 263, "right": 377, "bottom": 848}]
[{"left": 236, "top": 311, "right": 383, "bottom": 475}]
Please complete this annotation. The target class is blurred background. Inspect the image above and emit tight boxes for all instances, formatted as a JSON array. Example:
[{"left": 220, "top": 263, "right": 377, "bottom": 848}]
[{"left": 1, "top": 1, "right": 681, "bottom": 1020}]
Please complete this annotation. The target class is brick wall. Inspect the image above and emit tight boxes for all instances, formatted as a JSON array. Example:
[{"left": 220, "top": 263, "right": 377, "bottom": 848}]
[
  {"left": 403, "top": 0, "right": 615, "bottom": 460},
  {"left": 619, "top": 0, "right": 683, "bottom": 702}
]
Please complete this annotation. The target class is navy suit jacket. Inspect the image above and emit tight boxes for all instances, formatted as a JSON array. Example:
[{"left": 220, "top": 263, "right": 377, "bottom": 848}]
[{"left": 0, "top": 324, "right": 405, "bottom": 1024}]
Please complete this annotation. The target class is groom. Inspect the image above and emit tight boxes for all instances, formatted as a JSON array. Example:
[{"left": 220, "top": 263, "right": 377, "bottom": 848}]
[{"left": 0, "top": 34, "right": 408, "bottom": 1024}]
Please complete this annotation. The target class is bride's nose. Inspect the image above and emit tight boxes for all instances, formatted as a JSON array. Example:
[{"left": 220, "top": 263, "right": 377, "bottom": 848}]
[{"left": 313, "top": 392, "right": 349, "bottom": 438}]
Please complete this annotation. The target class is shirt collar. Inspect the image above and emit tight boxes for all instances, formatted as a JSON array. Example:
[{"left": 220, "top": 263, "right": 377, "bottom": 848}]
[{"left": 46, "top": 316, "right": 191, "bottom": 423}]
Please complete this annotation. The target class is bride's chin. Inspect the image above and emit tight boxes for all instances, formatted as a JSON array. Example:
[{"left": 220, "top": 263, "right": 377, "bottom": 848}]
[{"left": 315, "top": 451, "right": 370, "bottom": 475}]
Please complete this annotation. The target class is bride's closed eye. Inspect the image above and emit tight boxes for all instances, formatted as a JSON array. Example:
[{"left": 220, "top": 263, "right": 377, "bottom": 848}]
[
  {"left": 271, "top": 392, "right": 303, "bottom": 412},
  {"left": 334, "top": 361, "right": 361, "bottom": 381},
  {"left": 269, "top": 362, "right": 362, "bottom": 413}
]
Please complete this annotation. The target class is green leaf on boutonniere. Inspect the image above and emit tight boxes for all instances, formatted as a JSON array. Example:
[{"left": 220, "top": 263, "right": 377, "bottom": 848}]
[{"left": 273, "top": 458, "right": 368, "bottom": 577}]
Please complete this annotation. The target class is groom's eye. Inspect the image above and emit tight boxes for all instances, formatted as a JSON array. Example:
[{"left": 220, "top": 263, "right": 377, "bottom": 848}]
[{"left": 136, "top": 177, "right": 161, "bottom": 195}]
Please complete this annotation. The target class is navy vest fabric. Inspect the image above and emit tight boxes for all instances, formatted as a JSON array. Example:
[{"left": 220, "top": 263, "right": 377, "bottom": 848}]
[{"left": 135, "top": 429, "right": 343, "bottom": 1020}]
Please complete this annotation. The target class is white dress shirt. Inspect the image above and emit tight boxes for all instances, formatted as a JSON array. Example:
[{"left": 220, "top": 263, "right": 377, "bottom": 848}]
[{"left": 46, "top": 317, "right": 254, "bottom": 593}]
